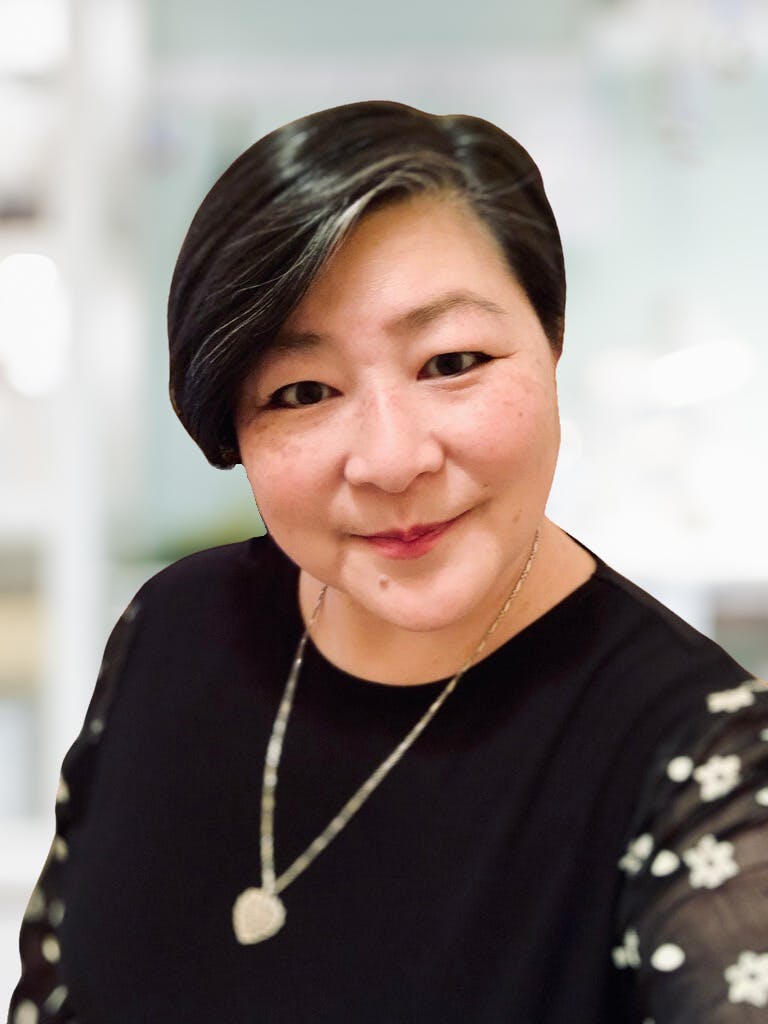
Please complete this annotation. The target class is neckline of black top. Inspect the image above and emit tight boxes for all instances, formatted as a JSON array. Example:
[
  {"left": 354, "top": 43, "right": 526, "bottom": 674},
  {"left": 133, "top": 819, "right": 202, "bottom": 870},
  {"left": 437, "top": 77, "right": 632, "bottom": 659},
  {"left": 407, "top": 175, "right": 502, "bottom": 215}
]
[{"left": 261, "top": 531, "right": 614, "bottom": 697}]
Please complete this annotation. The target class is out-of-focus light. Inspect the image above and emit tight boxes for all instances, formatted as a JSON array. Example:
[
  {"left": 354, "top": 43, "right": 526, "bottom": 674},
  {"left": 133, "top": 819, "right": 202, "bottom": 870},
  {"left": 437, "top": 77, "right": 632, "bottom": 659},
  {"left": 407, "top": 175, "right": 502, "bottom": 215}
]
[
  {"left": 559, "top": 415, "right": 584, "bottom": 464},
  {"left": 648, "top": 340, "right": 754, "bottom": 408},
  {"left": 589, "top": 0, "right": 768, "bottom": 68},
  {"left": 0, "top": 0, "right": 69, "bottom": 75},
  {"left": 0, "top": 253, "right": 70, "bottom": 397},
  {"left": 587, "top": 348, "right": 651, "bottom": 409}
]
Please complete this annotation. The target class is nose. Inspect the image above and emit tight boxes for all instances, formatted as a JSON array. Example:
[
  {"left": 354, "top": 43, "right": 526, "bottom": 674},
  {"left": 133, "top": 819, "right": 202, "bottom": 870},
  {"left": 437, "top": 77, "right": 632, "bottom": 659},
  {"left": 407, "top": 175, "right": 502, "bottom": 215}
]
[{"left": 343, "top": 385, "right": 445, "bottom": 493}]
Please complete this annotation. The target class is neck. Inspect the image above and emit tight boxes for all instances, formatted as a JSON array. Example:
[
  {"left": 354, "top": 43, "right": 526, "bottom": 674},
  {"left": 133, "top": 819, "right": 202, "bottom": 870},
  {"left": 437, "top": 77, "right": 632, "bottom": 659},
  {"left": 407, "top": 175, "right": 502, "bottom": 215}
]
[{"left": 297, "top": 520, "right": 596, "bottom": 686}]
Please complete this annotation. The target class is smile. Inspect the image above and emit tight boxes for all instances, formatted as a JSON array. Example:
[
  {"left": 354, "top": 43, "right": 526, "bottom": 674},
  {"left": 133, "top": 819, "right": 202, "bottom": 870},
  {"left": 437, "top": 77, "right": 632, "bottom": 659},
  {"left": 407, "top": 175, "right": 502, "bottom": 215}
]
[{"left": 359, "top": 515, "right": 464, "bottom": 560}]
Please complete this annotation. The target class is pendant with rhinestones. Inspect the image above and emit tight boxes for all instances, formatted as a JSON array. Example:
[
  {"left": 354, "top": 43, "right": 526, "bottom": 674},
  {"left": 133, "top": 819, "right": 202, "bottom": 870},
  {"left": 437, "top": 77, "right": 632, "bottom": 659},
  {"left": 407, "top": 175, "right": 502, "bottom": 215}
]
[{"left": 232, "top": 887, "right": 286, "bottom": 944}]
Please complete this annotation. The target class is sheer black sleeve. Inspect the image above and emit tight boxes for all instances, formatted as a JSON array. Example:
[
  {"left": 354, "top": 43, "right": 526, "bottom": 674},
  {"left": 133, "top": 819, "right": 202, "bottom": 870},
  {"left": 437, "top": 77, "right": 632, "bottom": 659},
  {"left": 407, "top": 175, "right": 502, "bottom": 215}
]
[
  {"left": 7, "top": 595, "right": 145, "bottom": 1024},
  {"left": 612, "top": 678, "right": 768, "bottom": 1023}
]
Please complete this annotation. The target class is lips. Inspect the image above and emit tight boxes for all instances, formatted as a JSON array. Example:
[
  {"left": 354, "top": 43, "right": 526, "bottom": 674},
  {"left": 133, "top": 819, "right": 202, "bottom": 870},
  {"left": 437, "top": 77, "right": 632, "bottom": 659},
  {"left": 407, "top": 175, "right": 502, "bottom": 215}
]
[
  {"left": 357, "top": 513, "right": 465, "bottom": 560},
  {"left": 366, "top": 520, "right": 453, "bottom": 543}
]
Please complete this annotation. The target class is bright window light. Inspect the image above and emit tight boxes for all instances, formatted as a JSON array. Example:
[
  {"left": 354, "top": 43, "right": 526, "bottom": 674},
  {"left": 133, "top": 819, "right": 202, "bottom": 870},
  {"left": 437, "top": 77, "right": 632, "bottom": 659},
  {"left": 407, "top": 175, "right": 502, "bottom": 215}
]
[
  {"left": 0, "top": 0, "right": 69, "bottom": 75},
  {"left": 0, "top": 253, "right": 70, "bottom": 397},
  {"left": 648, "top": 339, "right": 754, "bottom": 408}
]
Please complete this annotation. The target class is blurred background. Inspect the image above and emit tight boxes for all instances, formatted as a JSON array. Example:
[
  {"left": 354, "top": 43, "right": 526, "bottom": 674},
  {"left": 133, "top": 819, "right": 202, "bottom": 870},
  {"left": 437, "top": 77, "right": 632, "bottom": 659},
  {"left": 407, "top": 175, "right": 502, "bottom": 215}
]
[{"left": 2, "top": 0, "right": 767, "bottom": 999}]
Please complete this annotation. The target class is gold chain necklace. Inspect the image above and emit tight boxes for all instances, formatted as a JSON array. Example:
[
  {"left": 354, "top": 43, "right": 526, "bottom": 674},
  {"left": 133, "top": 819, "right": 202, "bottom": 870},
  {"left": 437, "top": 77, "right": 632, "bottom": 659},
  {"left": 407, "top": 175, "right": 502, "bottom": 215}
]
[{"left": 232, "top": 526, "right": 542, "bottom": 944}]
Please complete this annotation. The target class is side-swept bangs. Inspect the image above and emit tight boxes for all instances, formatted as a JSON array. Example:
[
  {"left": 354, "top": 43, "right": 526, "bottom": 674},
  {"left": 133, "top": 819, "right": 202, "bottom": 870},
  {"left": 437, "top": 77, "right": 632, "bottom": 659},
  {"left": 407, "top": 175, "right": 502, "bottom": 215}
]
[{"left": 168, "top": 101, "right": 565, "bottom": 468}]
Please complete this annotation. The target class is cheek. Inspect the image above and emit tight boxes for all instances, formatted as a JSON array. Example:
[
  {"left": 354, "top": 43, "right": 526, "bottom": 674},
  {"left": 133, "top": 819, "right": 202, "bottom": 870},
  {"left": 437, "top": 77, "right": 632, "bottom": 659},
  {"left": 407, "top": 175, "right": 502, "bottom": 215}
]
[
  {"left": 241, "top": 434, "right": 327, "bottom": 525},
  {"left": 448, "top": 381, "right": 559, "bottom": 473}
]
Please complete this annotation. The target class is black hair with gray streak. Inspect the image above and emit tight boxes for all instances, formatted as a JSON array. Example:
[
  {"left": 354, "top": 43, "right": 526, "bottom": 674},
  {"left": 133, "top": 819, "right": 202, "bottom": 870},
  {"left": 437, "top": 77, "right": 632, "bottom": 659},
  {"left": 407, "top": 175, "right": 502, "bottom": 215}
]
[{"left": 168, "top": 100, "right": 565, "bottom": 468}]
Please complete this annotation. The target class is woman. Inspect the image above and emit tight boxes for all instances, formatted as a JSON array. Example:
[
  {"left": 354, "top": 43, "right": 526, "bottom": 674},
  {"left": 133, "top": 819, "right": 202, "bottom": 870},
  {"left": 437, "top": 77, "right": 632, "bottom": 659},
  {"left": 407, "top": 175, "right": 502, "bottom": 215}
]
[{"left": 10, "top": 101, "right": 768, "bottom": 1023}]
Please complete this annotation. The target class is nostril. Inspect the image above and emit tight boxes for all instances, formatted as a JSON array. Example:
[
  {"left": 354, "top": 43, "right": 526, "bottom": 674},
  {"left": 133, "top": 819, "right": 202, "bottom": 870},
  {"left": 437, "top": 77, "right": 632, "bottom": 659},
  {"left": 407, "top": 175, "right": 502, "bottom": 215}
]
[{"left": 343, "top": 434, "right": 444, "bottom": 492}]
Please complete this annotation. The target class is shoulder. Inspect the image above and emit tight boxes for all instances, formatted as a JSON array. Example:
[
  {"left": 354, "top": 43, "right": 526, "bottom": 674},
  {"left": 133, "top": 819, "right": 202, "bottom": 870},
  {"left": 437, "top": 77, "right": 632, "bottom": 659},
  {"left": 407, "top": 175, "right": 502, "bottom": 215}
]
[
  {"left": 127, "top": 533, "right": 298, "bottom": 643},
  {"left": 138, "top": 532, "right": 293, "bottom": 602},
  {"left": 595, "top": 558, "right": 714, "bottom": 649},
  {"left": 83, "top": 533, "right": 300, "bottom": 727},
  {"left": 554, "top": 545, "right": 760, "bottom": 770},
  {"left": 583, "top": 553, "right": 750, "bottom": 691},
  {"left": 144, "top": 531, "right": 287, "bottom": 588}
]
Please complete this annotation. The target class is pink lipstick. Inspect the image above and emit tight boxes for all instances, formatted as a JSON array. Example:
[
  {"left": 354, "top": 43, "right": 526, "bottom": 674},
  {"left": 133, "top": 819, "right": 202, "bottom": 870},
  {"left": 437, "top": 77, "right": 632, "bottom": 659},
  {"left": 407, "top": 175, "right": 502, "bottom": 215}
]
[{"left": 361, "top": 517, "right": 460, "bottom": 560}]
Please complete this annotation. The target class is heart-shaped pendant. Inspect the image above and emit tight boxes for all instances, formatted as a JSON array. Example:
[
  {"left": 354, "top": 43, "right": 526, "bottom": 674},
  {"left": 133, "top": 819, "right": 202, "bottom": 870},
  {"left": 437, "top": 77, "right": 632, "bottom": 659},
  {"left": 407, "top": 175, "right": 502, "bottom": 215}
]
[{"left": 232, "top": 887, "right": 286, "bottom": 944}]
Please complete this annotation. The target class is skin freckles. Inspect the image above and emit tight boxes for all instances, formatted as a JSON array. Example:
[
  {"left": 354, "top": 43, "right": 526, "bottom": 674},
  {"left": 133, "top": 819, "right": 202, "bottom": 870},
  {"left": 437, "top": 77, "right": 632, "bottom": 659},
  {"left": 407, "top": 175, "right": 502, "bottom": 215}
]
[{"left": 235, "top": 193, "right": 594, "bottom": 684}]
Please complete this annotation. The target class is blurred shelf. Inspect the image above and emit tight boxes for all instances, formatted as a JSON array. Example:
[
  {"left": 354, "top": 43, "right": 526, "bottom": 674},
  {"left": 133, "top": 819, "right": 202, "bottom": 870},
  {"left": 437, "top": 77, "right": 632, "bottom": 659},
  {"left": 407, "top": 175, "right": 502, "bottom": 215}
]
[
  {"left": 0, "top": 499, "right": 51, "bottom": 540},
  {"left": 0, "top": 818, "right": 52, "bottom": 890}
]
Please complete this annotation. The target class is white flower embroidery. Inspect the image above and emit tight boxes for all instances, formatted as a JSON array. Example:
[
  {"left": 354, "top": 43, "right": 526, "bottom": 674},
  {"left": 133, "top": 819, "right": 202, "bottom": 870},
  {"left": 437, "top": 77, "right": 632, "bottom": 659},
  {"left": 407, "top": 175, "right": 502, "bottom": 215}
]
[
  {"left": 619, "top": 833, "right": 654, "bottom": 875},
  {"left": 693, "top": 754, "right": 741, "bottom": 801},
  {"left": 666, "top": 755, "right": 694, "bottom": 782},
  {"left": 682, "top": 833, "right": 738, "bottom": 889},
  {"left": 756, "top": 788, "right": 768, "bottom": 807},
  {"left": 760, "top": 728, "right": 768, "bottom": 742},
  {"left": 651, "top": 943, "right": 685, "bottom": 971},
  {"left": 707, "top": 684, "right": 755, "bottom": 713},
  {"left": 23, "top": 887, "right": 46, "bottom": 922},
  {"left": 650, "top": 849, "right": 680, "bottom": 877},
  {"left": 725, "top": 951, "right": 768, "bottom": 1007},
  {"left": 13, "top": 1001, "right": 39, "bottom": 1024},
  {"left": 41, "top": 934, "right": 60, "bottom": 963},
  {"left": 48, "top": 899, "right": 65, "bottom": 927},
  {"left": 612, "top": 927, "right": 641, "bottom": 969},
  {"left": 43, "top": 986, "right": 68, "bottom": 1014}
]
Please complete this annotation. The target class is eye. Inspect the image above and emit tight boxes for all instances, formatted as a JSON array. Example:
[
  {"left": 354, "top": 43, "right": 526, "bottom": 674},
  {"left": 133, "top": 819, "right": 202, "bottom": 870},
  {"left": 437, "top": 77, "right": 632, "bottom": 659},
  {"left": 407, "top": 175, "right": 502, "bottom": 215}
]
[
  {"left": 268, "top": 380, "right": 336, "bottom": 409},
  {"left": 420, "top": 351, "right": 491, "bottom": 378}
]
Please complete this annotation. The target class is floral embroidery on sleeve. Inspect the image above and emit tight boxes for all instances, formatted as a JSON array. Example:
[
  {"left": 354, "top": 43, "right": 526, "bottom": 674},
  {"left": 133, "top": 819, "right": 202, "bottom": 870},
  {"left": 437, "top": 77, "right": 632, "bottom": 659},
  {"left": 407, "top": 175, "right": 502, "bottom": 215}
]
[
  {"left": 681, "top": 834, "right": 738, "bottom": 890},
  {"left": 612, "top": 680, "right": 768, "bottom": 1021},
  {"left": 724, "top": 952, "right": 768, "bottom": 1007},
  {"left": 8, "top": 597, "right": 144, "bottom": 1023}
]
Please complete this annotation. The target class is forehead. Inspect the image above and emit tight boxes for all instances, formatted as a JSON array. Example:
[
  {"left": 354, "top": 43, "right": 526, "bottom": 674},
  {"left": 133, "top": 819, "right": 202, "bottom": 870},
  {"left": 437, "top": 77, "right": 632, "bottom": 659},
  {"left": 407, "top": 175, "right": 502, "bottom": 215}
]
[{"left": 281, "top": 193, "right": 522, "bottom": 338}]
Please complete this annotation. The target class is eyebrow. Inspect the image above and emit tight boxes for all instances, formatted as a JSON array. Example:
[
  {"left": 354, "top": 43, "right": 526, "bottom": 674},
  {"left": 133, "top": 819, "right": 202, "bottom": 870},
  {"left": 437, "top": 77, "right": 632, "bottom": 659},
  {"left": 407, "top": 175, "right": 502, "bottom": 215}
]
[
  {"left": 388, "top": 291, "right": 507, "bottom": 333},
  {"left": 271, "top": 290, "right": 507, "bottom": 354}
]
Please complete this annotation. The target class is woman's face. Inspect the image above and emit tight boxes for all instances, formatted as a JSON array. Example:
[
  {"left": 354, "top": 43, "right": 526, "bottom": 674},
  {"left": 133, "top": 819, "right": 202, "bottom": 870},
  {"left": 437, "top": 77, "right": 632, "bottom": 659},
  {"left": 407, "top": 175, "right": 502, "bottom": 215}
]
[{"left": 235, "top": 193, "right": 561, "bottom": 634}]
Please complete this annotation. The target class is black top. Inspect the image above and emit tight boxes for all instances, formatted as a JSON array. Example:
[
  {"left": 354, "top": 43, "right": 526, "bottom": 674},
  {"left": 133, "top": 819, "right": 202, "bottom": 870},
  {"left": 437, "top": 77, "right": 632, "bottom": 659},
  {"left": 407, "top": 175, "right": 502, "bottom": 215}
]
[{"left": 9, "top": 535, "right": 768, "bottom": 1023}]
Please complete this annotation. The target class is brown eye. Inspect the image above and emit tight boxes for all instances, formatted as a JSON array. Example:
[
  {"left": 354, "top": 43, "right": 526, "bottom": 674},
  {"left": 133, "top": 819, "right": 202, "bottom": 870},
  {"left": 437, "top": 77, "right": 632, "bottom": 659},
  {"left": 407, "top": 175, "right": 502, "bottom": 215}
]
[
  {"left": 271, "top": 380, "right": 333, "bottom": 408},
  {"left": 421, "top": 351, "right": 490, "bottom": 378}
]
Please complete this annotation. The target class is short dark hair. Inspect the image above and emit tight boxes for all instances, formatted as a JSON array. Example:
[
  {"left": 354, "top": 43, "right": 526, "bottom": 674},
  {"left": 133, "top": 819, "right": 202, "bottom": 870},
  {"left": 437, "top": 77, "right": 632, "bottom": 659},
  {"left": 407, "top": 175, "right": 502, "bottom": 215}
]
[{"left": 168, "top": 100, "right": 566, "bottom": 469}]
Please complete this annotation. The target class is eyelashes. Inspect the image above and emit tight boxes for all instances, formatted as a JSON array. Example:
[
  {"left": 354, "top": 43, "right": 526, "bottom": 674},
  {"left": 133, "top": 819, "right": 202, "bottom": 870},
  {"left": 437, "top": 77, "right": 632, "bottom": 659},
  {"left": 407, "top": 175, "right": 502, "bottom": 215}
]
[
  {"left": 266, "top": 351, "right": 492, "bottom": 410},
  {"left": 270, "top": 380, "right": 336, "bottom": 408},
  {"left": 419, "top": 351, "right": 490, "bottom": 379}
]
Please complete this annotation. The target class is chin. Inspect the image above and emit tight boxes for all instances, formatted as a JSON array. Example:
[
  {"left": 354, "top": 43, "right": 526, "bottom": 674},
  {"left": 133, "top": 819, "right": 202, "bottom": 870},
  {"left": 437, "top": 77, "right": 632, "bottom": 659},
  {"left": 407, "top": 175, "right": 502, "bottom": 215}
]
[
  {"left": 373, "top": 605, "right": 464, "bottom": 634},
  {"left": 347, "top": 574, "right": 490, "bottom": 635}
]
